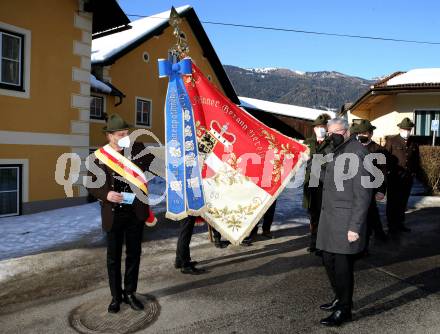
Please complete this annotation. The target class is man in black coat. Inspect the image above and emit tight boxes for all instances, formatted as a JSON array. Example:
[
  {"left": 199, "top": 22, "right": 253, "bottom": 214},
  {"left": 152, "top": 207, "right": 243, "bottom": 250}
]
[
  {"left": 303, "top": 113, "right": 333, "bottom": 253},
  {"left": 317, "top": 118, "right": 372, "bottom": 326},
  {"left": 350, "top": 119, "right": 388, "bottom": 251},
  {"left": 385, "top": 118, "right": 419, "bottom": 233},
  {"left": 86, "top": 113, "right": 154, "bottom": 313}
]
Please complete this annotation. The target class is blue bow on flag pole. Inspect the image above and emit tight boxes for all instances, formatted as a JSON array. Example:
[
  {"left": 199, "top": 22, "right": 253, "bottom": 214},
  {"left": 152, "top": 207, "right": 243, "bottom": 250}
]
[{"left": 158, "top": 57, "right": 205, "bottom": 220}]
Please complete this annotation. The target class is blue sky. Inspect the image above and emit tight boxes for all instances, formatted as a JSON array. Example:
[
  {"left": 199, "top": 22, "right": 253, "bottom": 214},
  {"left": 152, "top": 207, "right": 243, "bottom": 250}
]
[{"left": 117, "top": 0, "right": 439, "bottom": 79}]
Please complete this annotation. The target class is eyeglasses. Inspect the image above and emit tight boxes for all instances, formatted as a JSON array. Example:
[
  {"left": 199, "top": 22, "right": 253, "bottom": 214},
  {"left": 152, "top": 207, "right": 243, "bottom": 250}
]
[{"left": 328, "top": 128, "right": 347, "bottom": 135}]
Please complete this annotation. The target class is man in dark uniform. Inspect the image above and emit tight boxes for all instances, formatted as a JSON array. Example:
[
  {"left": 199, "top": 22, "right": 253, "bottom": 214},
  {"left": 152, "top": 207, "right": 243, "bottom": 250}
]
[
  {"left": 350, "top": 119, "right": 388, "bottom": 251},
  {"left": 303, "top": 113, "right": 333, "bottom": 253},
  {"left": 317, "top": 118, "right": 372, "bottom": 326},
  {"left": 174, "top": 216, "right": 206, "bottom": 274},
  {"left": 385, "top": 118, "right": 419, "bottom": 233},
  {"left": 86, "top": 114, "right": 154, "bottom": 313}
]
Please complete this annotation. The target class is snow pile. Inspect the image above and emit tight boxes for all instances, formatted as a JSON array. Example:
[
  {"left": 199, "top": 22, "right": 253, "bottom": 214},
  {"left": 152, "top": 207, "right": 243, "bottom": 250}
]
[
  {"left": 0, "top": 176, "right": 167, "bottom": 261},
  {"left": 90, "top": 74, "right": 111, "bottom": 93},
  {"left": 0, "top": 173, "right": 312, "bottom": 261},
  {"left": 247, "top": 67, "right": 278, "bottom": 74},
  {"left": 386, "top": 68, "right": 440, "bottom": 86},
  {"left": 92, "top": 5, "right": 191, "bottom": 63},
  {"left": 247, "top": 68, "right": 305, "bottom": 76},
  {"left": 0, "top": 203, "right": 103, "bottom": 261},
  {"left": 239, "top": 96, "right": 335, "bottom": 121}
]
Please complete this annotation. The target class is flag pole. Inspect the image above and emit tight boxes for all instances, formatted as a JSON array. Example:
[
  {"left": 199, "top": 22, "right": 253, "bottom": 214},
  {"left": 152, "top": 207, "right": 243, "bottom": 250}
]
[{"left": 169, "top": 7, "right": 190, "bottom": 61}]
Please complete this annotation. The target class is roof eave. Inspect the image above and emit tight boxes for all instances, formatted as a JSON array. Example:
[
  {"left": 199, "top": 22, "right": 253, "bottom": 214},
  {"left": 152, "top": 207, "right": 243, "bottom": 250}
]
[
  {"left": 242, "top": 105, "right": 314, "bottom": 122},
  {"left": 92, "top": 7, "right": 240, "bottom": 104},
  {"left": 347, "top": 84, "right": 440, "bottom": 114},
  {"left": 84, "top": 0, "right": 130, "bottom": 35}
]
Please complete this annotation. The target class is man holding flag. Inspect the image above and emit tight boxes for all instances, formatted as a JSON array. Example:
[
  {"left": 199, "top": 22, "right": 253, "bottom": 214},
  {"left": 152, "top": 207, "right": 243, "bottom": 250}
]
[{"left": 86, "top": 113, "right": 155, "bottom": 314}]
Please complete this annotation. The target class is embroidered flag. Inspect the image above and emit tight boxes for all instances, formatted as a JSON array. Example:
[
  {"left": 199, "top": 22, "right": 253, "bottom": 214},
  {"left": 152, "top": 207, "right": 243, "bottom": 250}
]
[{"left": 183, "top": 63, "right": 309, "bottom": 245}]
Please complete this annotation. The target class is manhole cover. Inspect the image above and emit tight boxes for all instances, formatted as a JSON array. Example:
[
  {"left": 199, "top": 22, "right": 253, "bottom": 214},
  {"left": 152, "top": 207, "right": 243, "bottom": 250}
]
[{"left": 70, "top": 294, "right": 160, "bottom": 334}]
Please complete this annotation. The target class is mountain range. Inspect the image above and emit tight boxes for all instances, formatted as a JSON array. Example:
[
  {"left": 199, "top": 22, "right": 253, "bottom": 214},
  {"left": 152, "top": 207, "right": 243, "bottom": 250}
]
[{"left": 223, "top": 65, "right": 376, "bottom": 111}]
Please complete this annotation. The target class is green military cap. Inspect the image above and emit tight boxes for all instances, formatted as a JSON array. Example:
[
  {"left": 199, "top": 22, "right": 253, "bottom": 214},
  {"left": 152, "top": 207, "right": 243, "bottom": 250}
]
[
  {"left": 312, "top": 113, "right": 332, "bottom": 126},
  {"left": 350, "top": 119, "right": 376, "bottom": 134},
  {"left": 397, "top": 117, "right": 415, "bottom": 129},
  {"left": 102, "top": 113, "right": 132, "bottom": 133}
]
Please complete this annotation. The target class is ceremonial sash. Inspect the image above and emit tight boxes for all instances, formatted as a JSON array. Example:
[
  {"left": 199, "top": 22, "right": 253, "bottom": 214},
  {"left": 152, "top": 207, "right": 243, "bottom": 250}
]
[
  {"left": 158, "top": 57, "right": 205, "bottom": 220},
  {"left": 94, "top": 145, "right": 148, "bottom": 195},
  {"left": 94, "top": 145, "right": 157, "bottom": 227}
]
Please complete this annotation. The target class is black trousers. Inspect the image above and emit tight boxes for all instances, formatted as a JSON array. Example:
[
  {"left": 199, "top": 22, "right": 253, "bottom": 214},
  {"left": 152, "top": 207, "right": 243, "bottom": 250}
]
[
  {"left": 106, "top": 210, "right": 144, "bottom": 300},
  {"left": 250, "top": 200, "right": 277, "bottom": 236},
  {"left": 365, "top": 196, "right": 385, "bottom": 248},
  {"left": 212, "top": 228, "right": 221, "bottom": 241},
  {"left": 175, "top": 216, "right": 196, "bottom": 267},
  {"left": 322, "top": 251, "right": 355, "bottom": 312},
  {"left": 309, "top": 188, "right": 323, "bottom": 248},
  {"left": 386, "top": 173, "right": 413, "bottom": 229}
]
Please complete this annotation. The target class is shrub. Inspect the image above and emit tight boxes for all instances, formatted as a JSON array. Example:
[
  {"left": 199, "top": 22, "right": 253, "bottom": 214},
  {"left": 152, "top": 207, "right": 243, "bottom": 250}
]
[{"left": 418, "top": 146, "right": 440, "bottom": 194}]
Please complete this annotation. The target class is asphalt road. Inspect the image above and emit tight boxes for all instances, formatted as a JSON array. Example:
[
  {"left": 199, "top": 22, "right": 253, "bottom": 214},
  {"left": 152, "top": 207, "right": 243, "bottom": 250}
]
[{"left": 0, "top": 206, "right": 439, "bottom": 334}]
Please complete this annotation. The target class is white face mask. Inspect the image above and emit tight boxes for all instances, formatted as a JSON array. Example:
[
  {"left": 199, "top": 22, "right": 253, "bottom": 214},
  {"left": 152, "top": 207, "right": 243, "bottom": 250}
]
[
  {"left": 400, "top": 130, "right": 411, "bottom": 139},
  {"left": 117, "top": 136, "right": 131, "bottom": 148},
  {"left": 314, "top": 127, "right": 326, "bottom": 139}
]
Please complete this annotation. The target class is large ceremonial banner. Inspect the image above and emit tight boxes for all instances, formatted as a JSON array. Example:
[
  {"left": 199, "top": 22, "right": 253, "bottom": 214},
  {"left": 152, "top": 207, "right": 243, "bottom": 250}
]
[{"left": 181, "top": 62, "right": 309, "bottom": 245}]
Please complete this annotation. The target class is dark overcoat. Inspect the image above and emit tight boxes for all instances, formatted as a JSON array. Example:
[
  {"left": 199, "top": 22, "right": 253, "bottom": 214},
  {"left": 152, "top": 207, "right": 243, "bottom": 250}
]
[{"left": 316, "top": 136, "right": 372, "bottom": 254}]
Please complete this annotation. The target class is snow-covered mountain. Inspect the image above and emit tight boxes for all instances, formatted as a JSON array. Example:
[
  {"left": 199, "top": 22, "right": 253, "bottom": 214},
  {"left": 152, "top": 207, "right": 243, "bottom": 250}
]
[
  {"left": 224, "top": 65, "right": 374, "bottom": 110},
  {"left": 246, "top": 67, "right": 305, "bottom": 76}
]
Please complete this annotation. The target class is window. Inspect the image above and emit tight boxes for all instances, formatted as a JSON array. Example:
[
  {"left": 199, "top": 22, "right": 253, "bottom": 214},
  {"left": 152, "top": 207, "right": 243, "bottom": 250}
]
[
  {"left": 0, "top": 165, "right": 21, "bottom": 217},
  {"left": 136, "top": 98, "right": 152, "bottom": 127},
  {"left": 142, "top": 51, "right": 150, "bottom": 63},
  {"left": 415, "top": 110, "right": 440, "bottom": 137},
  {"left": 0, "top": 29, "right": 24, "bottom": 91},
  {"left": 90, "top": 95, "right": 104, "bottom": 120}
]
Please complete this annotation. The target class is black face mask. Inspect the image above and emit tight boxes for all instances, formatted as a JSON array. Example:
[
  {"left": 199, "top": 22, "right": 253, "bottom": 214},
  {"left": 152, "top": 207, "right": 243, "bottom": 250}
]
[
  {"left": 357, "top": 135, "right": 369, "bottom": 144},
  {"left": 330, "top": 133, "right": 345, "bottom": 147}
]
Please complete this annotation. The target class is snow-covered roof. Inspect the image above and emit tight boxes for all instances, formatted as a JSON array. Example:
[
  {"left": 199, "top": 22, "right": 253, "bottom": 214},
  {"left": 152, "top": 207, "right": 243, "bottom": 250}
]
[
  {"left": 239, "top": 96, "right": 335, "bottom": 121},
  {"left": 90, "top": 74, "right": 112, "bottom": 93},
  {"left": 92, "top": 5, "right": 191, "bottom": 63},
  {"left": 385, "top": 68, "right": 440, "bottom": 86}
]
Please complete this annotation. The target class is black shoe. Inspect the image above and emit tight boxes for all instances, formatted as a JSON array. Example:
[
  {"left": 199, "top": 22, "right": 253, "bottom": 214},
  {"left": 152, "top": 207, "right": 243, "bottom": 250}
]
[
  {"left": 181, "top": 265, "right": 206, "bottom": 275},
  {"left": 174, "top": 260, "right": 198, "bottom": 269},
  {"left": 320, "top": 309, "right": 352, "bottom": 326},
  {"left": 261, "top": 231, "right": 274, "bottom": 239},
  {"left": 123, "top": 293, "right": 144, "bottom": 311},
  {"left": 108, "top": 298, "right": 121, "bottom": 313},
  {"left": 320, "top": 298, "right": 339, "bottom": 311},
  {"left": 307, "top": 246, "right": 317, "bottom": 253},
  {"left": 214, "top": 239, "right": 228, "bottom": 248},
  {"left": 314, "top": 249, "right": 323, "bottom": 257},
  {"left": 241, "top": 238, "right": 253, "bottom": 246}
]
